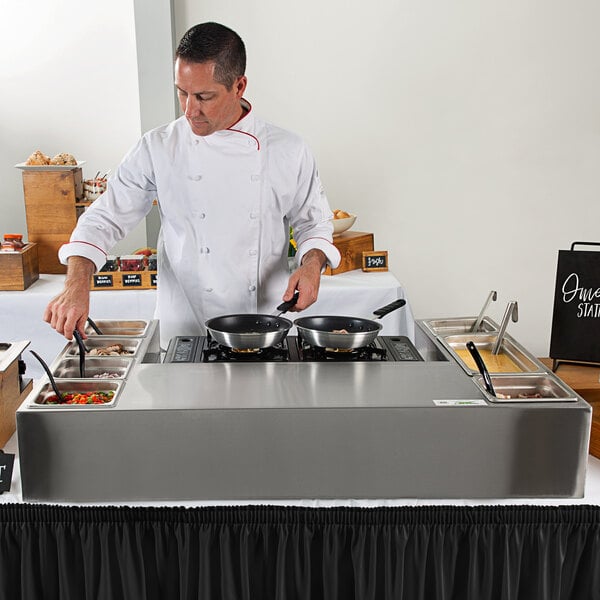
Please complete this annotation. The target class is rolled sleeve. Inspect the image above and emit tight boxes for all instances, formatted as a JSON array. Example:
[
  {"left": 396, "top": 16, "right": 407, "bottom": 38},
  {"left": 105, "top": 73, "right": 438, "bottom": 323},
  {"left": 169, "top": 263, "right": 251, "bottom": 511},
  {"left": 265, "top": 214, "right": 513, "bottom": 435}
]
[
  {"left": 296, "top": 236, "right": 341, "bottom": 269},
  {"left": 58, "top": 241, "right": 107, "bottom": 272}
]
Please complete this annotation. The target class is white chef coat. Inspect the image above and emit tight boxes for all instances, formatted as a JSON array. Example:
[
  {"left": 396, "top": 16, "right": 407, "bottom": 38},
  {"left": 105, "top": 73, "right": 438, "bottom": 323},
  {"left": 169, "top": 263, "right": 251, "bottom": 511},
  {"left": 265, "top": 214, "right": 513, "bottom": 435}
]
[{"left": 59, "top": 101, "right": 341, "bottom": 345}]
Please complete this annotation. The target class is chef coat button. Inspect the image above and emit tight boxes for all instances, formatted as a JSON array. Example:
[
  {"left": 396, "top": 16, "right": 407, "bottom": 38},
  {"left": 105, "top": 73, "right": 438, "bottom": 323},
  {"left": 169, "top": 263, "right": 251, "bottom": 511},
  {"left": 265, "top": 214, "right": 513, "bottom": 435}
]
[
  {"left": 251, "top": 174, "right": 260, "bottom": 182},
  {"left": 249, "top": 212, "right": 258, "bottom": 219},
  {"left": 193, "top": 139, "right": 199, "bottom": 145},
  {"left": 249, "top": 249, "right": 257, "bottom": 256},
  {"left": 205, "top": 288, "right": 213, "bottom": 293},
  {"left": 199, "top": 213, "right": 206, "bottom": 219},
  {"left": 248, "top": 285, "right": 256, "bottom": 292},
  {"left": 190, "top": 175, "right": 202, "bottom": 181}
]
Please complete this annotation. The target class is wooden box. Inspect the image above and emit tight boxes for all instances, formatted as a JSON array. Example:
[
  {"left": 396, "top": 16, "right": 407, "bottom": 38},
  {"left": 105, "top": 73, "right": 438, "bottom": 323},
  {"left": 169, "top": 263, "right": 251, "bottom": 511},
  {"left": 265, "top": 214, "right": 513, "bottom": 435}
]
[
  {"left": 539, "top": 357, "right": 600, "bottom": 459},
  {"left": 0, "top": 341, "right": 33, "bottom": 447},
  {"left": 22, "top": 168, "right": 84, "bottom": 274},
  {"left": 0, "top": 243, "right": 39, "bottom": 290},
  {"left": 90, "top": 270, "right": 158, "bottom": 291},
  {"left": 324, "top": 231, "right": 374, "bottom": 275}
]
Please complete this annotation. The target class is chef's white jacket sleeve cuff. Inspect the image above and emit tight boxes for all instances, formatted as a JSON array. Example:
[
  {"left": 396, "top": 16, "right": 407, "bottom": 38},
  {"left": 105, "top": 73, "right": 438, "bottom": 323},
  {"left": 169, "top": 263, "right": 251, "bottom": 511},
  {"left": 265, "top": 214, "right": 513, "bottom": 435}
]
[
  {"left": 296, "top": 238, "right": 341, "bottom": 270},
  {"left": 58, "top": 241, "right": 108, "bottom": 272}
]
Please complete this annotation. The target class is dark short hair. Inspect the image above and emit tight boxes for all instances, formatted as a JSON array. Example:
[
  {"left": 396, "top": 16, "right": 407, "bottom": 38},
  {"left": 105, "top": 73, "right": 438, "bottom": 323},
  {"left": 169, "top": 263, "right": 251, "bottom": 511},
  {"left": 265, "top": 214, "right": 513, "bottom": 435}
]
[{"left": 176, "top": 22, "right": 246, "bottom": 89}]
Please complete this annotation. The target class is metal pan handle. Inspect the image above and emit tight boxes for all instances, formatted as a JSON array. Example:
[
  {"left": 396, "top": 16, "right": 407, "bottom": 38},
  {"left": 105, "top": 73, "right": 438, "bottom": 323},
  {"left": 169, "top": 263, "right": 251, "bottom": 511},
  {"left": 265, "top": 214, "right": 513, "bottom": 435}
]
[{"left": 372, "top": 298, "right": 406, "bottom": 319}]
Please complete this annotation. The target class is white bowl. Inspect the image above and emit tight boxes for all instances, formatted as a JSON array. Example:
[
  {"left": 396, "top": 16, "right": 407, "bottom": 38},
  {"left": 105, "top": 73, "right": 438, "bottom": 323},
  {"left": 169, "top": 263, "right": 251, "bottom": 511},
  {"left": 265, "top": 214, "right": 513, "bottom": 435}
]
[{"left": 332, "top": 214, "right": 356, "bottom": 235}]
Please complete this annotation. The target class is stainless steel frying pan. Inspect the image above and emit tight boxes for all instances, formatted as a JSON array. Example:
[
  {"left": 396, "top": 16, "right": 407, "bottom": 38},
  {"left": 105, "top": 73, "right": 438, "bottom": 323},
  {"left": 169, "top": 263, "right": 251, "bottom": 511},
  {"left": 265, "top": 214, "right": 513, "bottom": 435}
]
[
  {"left": 294, "top": 299, "right": 406, "bottom": 349},
  {"left": 205, "top": 294, "right": 298, "bottom": 349}
]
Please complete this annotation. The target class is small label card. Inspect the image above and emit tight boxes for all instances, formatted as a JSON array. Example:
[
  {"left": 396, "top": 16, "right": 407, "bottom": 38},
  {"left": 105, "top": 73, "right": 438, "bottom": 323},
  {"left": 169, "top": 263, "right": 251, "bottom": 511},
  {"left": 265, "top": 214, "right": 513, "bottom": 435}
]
[
  {"left": 362, "top": 250, "right": 388, "bottom": 272},
  {"left": 0, "top": 450, "right": 15, "bottom": 493},
  {"left": 122, "top": 273, "right": 142, "bottom": 287},
  {"left": 433, "top": 399, "right": 487, "bottom": 407},
  {"left": 93, "top": 274, "right": 114, "bottom": 287},
  {"left": 150, "top": 272, "right": 158, "bottom": 287}
]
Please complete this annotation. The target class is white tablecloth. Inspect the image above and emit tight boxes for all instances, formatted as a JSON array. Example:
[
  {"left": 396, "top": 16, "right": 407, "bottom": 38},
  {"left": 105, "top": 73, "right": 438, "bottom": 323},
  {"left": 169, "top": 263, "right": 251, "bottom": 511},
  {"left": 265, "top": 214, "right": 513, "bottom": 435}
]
[{"left": 0, "top": 270, "right": 414, "bottom": 380}]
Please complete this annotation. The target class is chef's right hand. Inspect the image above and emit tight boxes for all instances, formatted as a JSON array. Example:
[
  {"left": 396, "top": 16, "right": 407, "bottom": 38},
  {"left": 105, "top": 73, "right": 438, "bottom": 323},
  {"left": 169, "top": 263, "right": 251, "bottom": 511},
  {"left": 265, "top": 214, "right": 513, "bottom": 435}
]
[{"left": 43, "top": 256, "right": 95, "bottom": 340}]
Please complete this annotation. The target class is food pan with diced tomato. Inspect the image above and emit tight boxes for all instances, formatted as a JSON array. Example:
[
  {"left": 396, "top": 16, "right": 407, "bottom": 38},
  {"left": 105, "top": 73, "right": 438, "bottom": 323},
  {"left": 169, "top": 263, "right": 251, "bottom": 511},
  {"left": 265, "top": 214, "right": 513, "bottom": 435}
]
[{"left": 30, "top": 380, "right": 122, "bottom": 408}]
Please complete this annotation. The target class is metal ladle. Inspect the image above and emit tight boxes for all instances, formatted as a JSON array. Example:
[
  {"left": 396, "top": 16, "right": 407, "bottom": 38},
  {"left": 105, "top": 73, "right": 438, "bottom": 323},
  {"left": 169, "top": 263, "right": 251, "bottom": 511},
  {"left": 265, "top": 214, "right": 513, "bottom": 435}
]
[
  {"left": 29, "top": 350, "right": 63, "bottom": 400},
  {"left": 471, "top": 290, "right": 497, "bottom": 332}
]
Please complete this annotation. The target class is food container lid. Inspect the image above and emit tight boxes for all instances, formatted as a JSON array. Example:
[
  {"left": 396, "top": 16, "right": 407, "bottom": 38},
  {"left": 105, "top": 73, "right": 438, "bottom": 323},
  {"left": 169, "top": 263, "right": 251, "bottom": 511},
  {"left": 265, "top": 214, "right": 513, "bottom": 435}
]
[{"left": 4, "top": 233, "right": 23, "bottom": 239}]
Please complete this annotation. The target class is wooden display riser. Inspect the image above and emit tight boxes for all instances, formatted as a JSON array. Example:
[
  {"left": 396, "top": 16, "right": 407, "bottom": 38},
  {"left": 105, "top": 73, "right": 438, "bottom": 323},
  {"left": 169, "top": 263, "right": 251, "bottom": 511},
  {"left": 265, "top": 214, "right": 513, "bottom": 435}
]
[
  {"left": 539, "top": 358, "right": 600, "bottom": 459},
  {"left": 91, "top": 270, "right": 157, "bottom": 291}
]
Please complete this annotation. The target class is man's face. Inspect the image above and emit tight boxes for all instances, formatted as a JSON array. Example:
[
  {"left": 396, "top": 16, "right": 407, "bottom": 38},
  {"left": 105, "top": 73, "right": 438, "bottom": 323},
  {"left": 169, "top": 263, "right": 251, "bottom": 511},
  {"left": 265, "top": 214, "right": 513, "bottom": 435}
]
[{"left": 175, "top": 58, "right": 247, "bottom": 136}]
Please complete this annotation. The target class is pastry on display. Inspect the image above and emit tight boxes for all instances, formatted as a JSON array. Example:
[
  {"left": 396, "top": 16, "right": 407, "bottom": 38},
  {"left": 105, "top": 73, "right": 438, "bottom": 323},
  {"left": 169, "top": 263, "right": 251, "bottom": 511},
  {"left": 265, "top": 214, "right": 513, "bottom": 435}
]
[
  {"left": 25, "top": 150, "right": 51, "bottom": 165},
  {"left": 49, "top": 152, "right": 77, "bottom": 165}
]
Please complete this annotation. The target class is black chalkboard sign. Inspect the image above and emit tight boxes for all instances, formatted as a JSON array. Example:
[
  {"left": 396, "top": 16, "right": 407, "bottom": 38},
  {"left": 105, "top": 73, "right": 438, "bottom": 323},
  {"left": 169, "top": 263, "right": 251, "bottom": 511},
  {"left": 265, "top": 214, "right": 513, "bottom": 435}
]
[
  {"left": 362, "top": 250, "right": 388, "bottom": 272},
  {"left": 93, "top": 274, "right": 113, "bottom": 288},
  {"left": 0, "top": 450, "right": 15, "bottom": 493},
  {"left": 122, "top": 273, "right": 142, "bottom": 287},
  {"left": 549, "top": 241, "right": 600, "bottom": 366}
]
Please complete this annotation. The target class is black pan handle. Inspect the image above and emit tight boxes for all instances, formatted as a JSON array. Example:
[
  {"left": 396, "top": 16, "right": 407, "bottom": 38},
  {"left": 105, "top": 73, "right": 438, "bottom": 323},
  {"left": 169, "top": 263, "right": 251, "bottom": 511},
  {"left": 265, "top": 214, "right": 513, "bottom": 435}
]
[
  {"left": 275, "top": 291, "right": 300, "bottom": 315},
  {"left": 373, "top": 298, "right": 406, "bottom": 319},
  {"left": 466, "top": 341, "right": 496, "bottom": 396}
]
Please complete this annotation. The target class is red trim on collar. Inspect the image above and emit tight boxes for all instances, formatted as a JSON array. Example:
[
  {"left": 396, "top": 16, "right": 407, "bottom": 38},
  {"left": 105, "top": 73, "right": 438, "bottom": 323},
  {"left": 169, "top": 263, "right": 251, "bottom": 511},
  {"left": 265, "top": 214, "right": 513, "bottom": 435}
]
[{"left": 227, "top": 99, "right": 260, "bottom": 150}]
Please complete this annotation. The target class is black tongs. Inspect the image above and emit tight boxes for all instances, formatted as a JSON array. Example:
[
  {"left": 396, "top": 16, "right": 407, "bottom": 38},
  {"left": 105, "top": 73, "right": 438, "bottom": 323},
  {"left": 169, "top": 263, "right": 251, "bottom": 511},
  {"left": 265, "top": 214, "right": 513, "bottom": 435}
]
[
  {"left": 73, "top": 330, "right": 88, "bottom": 378},
  {"left": 87, "top": 317, "right": 103, "bottom": 335}
]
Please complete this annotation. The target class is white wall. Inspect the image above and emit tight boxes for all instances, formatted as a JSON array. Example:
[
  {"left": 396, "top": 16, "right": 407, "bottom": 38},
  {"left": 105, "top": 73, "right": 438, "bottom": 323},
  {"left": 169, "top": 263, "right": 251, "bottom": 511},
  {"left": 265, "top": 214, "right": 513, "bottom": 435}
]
[
  {"left": 1, "top": 1, "right": 598, "bottom": 357},
  {"left": 0, "top": 0, "right": 146, "bottom": 255},
  {"left": 175, "top": 0, "right": 600, "bottom": 356}
]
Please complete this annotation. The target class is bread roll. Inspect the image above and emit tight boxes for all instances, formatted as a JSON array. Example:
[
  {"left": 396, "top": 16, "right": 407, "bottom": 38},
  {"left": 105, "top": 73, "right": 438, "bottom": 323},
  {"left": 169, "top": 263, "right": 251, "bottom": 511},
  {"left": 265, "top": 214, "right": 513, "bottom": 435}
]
[
  {"left": 25, "top": 150, "right": 50, "bottom": 165},
  {"left": 49, "top": 152, "right": 77, "bottom": 165}
]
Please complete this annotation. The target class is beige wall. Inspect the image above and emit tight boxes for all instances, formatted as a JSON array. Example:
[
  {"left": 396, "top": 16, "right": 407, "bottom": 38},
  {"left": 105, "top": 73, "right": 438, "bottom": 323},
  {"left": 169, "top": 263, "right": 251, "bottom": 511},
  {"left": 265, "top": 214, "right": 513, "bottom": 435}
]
[{"left": 174, "top": 0, "right": 600, "bottom": 356}]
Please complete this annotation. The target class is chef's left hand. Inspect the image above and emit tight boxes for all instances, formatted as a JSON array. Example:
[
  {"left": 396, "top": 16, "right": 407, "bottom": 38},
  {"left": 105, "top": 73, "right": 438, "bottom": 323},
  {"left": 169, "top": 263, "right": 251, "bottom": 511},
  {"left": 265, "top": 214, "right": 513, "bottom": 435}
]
[{"left": 283, "top": 249, "right": 327, "bottom": 311}]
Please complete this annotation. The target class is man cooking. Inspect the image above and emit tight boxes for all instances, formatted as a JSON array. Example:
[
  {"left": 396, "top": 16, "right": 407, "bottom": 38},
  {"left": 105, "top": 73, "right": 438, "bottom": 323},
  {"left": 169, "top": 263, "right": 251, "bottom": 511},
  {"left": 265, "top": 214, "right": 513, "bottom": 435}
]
[{"left": 44, "top": 22, "right": 340, "bottom": 344}]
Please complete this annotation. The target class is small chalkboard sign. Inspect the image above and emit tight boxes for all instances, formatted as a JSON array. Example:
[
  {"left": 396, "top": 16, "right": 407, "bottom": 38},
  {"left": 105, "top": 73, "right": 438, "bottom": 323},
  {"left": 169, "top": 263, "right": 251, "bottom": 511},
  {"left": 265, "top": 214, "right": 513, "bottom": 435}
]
[
  {"left": 549, "top": 241, "right": 600, "bottom": 368},
  {"left": 93, "top": 274, "right": 113, "bottom": 288},
  {"left": 150, "top": 272, "right": 158, "bottom": 287},
  {"left": 362, "top": 250, "right": 388, "bottom": 272},
  {"left": 122, "top": 273, "right": 142, "bottom": 287},
  {"left": 0, "top": 450, "right": 15, "bottom": 493}
]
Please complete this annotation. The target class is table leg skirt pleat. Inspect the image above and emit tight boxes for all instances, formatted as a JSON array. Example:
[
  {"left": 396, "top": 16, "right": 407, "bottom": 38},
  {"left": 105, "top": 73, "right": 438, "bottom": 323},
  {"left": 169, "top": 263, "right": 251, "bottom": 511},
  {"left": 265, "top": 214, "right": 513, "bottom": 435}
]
[{"left": 1, "top": 504, "right": 599, "bottom": 600}]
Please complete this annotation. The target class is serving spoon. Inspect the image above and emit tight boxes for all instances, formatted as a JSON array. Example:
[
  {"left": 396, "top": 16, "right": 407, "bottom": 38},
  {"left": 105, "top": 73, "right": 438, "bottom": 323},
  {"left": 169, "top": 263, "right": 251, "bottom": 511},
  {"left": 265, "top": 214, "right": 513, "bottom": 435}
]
[
  {"left": 29, "top": 350, "right": 63, "bottom": 400},
  {"left": 466, "top": 341, "right": 496, "bottom": 397}
]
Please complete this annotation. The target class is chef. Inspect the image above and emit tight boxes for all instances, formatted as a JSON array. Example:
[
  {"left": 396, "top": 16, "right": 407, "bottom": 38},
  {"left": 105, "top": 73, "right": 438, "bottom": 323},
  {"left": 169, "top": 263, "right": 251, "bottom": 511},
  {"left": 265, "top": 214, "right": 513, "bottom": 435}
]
[{"left": 44, "top": 22, "right": 340, "bottom": 344}]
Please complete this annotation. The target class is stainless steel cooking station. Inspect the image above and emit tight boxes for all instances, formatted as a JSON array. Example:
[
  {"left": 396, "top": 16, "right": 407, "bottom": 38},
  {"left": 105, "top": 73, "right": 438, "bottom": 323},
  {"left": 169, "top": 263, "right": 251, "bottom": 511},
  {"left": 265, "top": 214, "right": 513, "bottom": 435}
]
[{"left": 16, "top": 317, "right": 591, "bottom": 502}]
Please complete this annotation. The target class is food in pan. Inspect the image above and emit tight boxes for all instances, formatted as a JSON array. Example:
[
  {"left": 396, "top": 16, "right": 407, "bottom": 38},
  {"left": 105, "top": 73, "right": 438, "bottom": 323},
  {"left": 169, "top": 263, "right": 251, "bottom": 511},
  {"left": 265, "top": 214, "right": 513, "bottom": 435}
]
[
  {"left": 332, "top": 329, "right": 349, "bottom": 334},
  {"left": 92, "top": 372, "right": 121, "bottom": 379},
  {"left": 45, "top": 391, "right": 115, "bottom": 405},
  {"left": 88, "top": 343, "right": 131, "bottom": 356},
  {"left": 49, "top": 152, "right": 77, "bottom": 165},
  {"left": 496, "top": 392, "right": 543, "bottom": 399},
  {"left": 455, "top": 348, "right": 523, "bottom": 373},
  {"left": 25, "top": 150, "right": 51, "bottom": 165}
]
